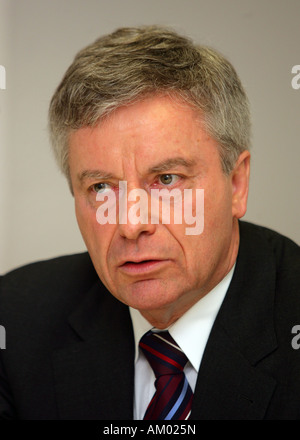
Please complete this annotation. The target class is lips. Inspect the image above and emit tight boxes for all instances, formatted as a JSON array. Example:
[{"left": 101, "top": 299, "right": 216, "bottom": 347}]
[{"left": 118, "top": 258, "right": 169, "bottom": 275}]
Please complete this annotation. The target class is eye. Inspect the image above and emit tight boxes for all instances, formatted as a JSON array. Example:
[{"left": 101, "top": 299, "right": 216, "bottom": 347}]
[
  {"left": 92, "top": 182, "right": 112, "bottom": 193},
  {"left": 159, "top": 174, "right": 179, "bottom": 186}
]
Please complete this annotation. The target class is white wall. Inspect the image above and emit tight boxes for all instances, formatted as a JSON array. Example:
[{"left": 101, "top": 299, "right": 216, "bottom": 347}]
[{"left": 1, "top": 0, "right": 299, "bottom": 274}]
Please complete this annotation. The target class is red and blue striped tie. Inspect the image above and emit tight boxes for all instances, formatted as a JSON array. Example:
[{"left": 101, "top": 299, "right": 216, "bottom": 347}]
[{"left": 139, "top": 330, "right": 193, "bottom": 420}]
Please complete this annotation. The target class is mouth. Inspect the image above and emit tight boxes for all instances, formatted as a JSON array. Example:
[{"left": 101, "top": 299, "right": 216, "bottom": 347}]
[{"left": 119, "top": 259, "right": 169, "bottom": 275}]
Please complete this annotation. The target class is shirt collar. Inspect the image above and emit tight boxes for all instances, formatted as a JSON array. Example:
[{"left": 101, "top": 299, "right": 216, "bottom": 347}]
[{"left": 130, "top": 265, "right": 235, "bottom": 370}]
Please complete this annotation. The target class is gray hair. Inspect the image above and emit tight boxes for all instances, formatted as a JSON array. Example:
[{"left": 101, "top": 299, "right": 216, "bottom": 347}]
[{"left": 49, "top": 25, "right": 251, "bottom": 185}]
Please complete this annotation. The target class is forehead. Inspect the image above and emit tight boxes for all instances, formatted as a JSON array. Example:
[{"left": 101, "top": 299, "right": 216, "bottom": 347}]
[{"left": 68, "top": 95, "right": 219, "bottom": 176}]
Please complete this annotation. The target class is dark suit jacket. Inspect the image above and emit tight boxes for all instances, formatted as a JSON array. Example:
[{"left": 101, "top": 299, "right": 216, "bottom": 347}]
[{"left": 0, "top": 221, "right": 300, "bottom": 420}]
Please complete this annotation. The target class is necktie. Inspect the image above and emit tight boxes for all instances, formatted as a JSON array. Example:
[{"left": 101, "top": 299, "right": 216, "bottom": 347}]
[{"left": 139, "top": 330, "right": 193, "bottom": 420}]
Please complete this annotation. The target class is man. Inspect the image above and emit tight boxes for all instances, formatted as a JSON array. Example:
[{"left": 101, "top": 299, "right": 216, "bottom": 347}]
[{"left": 0, "top": 26, "right": 299, "bottom": 420}]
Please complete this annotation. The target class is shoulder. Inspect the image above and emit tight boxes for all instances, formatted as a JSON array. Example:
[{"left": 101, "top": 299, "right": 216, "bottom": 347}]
[
  {"left": 239, "top": 220, "right": 300, "bottom": 305},
  {"left": 1, "top": 252, "right": 97, "bottom": 289},
  {"left": 239, "top": 220, "right": 300, "bottom": 266},
  {"left": 0, "top": 252, "right": 99, "bottom": 323}
]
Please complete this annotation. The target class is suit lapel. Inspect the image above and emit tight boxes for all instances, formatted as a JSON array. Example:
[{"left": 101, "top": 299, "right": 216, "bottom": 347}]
[
  {"left": 191, "top": 221, "right": 278, "bottom": 419},
  {"left": 52, "top": 281, "right": 135, "bottom": 420},
  {"left": 191, "top": 325, "right": 277, "bottom": 420}
]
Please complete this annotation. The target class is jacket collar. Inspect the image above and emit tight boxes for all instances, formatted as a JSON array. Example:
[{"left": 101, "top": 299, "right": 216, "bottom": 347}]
[{"left": 52, "top": 280, "right": 135, "bottom": 420}]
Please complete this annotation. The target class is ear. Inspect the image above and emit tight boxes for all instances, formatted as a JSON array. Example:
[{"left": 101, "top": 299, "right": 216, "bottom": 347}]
[{"left": 231, "top": 150, "right": 251, "bottom": 219}]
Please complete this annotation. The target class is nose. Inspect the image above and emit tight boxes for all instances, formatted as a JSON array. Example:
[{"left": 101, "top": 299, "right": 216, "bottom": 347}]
[
  {"left": 117, "top": 185, "right": 156, "bottom": 240},
  {"left": 118, "top": 217, "right": 156, "bottom": 240}
]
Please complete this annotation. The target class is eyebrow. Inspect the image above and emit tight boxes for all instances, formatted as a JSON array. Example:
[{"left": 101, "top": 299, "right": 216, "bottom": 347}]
[
  {"left": 147, "top": 157, "right": 197, "bottom": 174},
  {"left": 78, "top": 170, "right": 115, "bottom": 183},
  {"left": 78, "top": 157, "right": 197, "bottom": 183}
]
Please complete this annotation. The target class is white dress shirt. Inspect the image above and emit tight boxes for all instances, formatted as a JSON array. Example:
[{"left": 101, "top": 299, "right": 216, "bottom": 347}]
[{"left": 129, "top": 265, "right": 235, "bottom": 420}]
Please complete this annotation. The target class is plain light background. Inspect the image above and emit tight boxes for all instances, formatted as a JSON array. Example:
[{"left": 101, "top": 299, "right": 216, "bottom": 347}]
[{"left": 0, "top": 0, "right": 299, "bottom": 274}]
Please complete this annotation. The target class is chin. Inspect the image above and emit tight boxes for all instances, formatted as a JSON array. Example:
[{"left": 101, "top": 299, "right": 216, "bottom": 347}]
[{"left": 119, "top": 279, "right": 183, "bottom": 311}]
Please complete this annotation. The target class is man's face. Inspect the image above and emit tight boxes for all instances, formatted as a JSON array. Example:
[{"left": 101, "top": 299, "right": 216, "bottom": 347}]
[{"left": 69, "top": 95, "right": 249, "bottom": 327}]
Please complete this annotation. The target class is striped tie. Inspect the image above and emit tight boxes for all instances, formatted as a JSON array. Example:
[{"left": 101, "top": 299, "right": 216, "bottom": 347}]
[{"left": 139, "top": 330, "right": 193, "bottom": 420}]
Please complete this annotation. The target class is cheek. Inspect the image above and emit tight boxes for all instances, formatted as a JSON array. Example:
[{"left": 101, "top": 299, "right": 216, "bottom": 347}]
[
  {"left": 169, "top": 186, "right": 232, "bottom": 267},
  {"left": 75, "top": 197, "right": 93, "bottom": 240},
  {"left": 204, "top": 181, "right": 233, "bottom": 228},
  {"left": 75, "top": 197, "right": 113, "bottom": 255}
]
